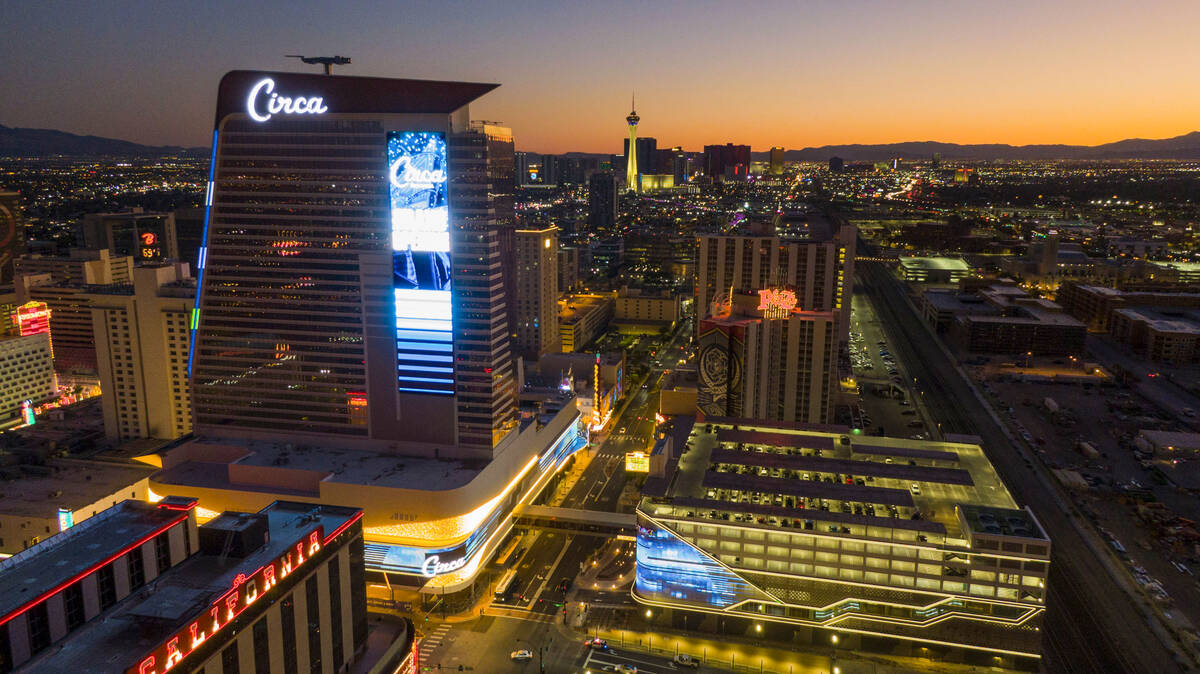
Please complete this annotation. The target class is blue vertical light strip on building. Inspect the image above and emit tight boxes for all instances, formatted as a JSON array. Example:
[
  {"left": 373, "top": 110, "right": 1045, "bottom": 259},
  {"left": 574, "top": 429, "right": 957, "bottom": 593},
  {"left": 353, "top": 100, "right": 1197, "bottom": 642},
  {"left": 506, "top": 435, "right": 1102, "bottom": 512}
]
[
  {"left": 388, "top": 131, "right": 454, "bottom": 394},
  {"left": 187, "top": 129, "right": 219, "bottom": 378}
]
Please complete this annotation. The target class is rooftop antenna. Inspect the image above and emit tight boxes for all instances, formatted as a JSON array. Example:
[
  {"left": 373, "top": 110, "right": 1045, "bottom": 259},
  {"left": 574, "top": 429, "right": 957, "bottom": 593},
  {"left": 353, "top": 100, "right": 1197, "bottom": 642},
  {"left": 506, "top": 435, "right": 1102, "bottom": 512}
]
[{"left": 285, "top": 54, "right": 352, "bottom": 75}]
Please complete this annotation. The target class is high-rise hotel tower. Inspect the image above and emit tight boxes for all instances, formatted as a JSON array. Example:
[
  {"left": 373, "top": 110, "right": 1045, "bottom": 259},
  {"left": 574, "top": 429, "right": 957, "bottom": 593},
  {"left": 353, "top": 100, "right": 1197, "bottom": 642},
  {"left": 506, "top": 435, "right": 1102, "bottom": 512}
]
[{"left": 191, "top": 71, "right": 518, "bottom": 457}]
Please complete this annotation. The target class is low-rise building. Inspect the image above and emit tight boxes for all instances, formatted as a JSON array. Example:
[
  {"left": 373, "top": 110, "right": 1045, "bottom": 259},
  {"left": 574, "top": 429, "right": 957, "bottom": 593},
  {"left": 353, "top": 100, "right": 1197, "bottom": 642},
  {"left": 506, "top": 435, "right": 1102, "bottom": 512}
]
[
  {"left": 952, "top": 300, "right": 1086, "bottom": 356},
  {"left": 1136, "top": 430, "right": 1200, "bottom": 458},
  {"left": 0, "top": 457, "right": 155, "bottom": 555},
  {"left": 1110, "top": 307, "right": 1200, "bottom": 362},
  {"left": 636, "top": 418, "right": 1048, "bottom": 669},
  {"left": 614, "top": 288, "right": 680, "bottom": 333},
  {"left": 0, "top": 497, "right": 367, "bottom": 674},
  {"left": 898, "top": 257, "right": 972, "bottom": 284},
  {"left": 559, "top": 293, "right": 614, "bottom": 352}
]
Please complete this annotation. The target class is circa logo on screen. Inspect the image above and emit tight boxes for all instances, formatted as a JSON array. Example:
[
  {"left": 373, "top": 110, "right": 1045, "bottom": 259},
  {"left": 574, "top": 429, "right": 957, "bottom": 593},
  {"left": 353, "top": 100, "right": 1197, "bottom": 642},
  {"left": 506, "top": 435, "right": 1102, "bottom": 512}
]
[
  {"left": 390, "top": 154, "right": 447, "bottom": 190},
  {"left": 421, "top": 553, "right": 467, "bottom": 577},
  {"left": 246, "top": 78, "right": 328, "bottom": 122}
]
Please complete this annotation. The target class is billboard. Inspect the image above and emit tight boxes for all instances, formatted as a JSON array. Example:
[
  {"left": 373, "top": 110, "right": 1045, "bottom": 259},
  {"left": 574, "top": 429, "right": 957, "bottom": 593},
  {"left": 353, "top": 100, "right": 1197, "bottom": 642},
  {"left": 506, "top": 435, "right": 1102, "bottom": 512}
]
[{"left": 389, "top": 131, "right": 454, "bottom": 395}]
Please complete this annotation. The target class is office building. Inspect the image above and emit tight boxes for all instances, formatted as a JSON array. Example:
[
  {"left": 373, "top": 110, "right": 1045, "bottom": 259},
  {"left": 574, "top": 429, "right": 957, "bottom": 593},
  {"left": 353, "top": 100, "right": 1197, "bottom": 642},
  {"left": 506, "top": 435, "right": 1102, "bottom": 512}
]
[
  {"left": 590, "top": 238, "right": 624, "bottom": 272},
  {"left": 559, "top": 292, "right": 614, "bottom": 352},
  {"left": 625, "top": 99, "right": 641, "bottom": 191},
  {"left": 90, "top": 263, "right": 195, "bottom": 441},
  {"left": 703, "top": 143, "right": 751, "bottom": 179},
  {"left": 588, "top": 172, "right": 618, "bottom": 230},
  {"left": 157, "top": 70, "right": 590, "bottom": 607},
  {"left": 1, "top": 497, "right": 368, "bottom": 674},
  {"left": 696, "top": 218, "right": 855, "bottom": 339},
  {"left": 769, "top": 146, "right": 785, "bottom": 175},
  {"left": 0, "top": 329, "right": 56, "bottom": 428},
  {"left": 0, "top": 190, "right": 25, "bottom": 285},
  {"left": 698, "top": 290, "right": 838, "bottom": 424},
  {"left": 829, "top": 156, "right": 845, "bottom": 172},
  {"left": 558, "top": 246, "right": 581, "bottom": 295},
  {"left": 77, "top": 209, "right": 178, "bottom": 263},
  {"left": 514, "top": 226, "right": 560, "bottom": 359},
  {"left": 189, "top": 71, "right": 523, "bottom": 455},
  {"left": 636, "top": 419, "right": 1048, "bottom": 669},
  {"left": 14, "top": 248, "right": 133, "bottom": 286}
]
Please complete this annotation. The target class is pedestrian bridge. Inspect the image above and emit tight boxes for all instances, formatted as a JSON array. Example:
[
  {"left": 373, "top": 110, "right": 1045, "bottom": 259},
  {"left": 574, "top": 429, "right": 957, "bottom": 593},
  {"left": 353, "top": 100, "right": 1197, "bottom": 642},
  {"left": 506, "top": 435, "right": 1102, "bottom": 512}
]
[{"left": 515, "top": 505, "right": 636, "bottom": 538}]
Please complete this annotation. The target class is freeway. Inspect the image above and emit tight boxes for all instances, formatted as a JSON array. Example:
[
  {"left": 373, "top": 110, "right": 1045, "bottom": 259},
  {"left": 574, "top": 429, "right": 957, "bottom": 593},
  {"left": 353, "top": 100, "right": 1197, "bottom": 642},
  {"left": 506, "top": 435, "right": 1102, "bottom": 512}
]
[{"left": 856, "top": 259, "right": 1181, "bottom": 673}]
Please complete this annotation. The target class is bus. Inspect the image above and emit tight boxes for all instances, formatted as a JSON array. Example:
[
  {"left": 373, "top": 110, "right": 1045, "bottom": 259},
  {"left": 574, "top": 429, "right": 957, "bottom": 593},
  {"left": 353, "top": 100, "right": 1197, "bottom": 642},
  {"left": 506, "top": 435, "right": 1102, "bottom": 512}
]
[
  {"left": 494, "top": 536, "right": 522, "bottom": 569},
  {"left": 494, "top": 569, "right": 520, "bottom": 603}
]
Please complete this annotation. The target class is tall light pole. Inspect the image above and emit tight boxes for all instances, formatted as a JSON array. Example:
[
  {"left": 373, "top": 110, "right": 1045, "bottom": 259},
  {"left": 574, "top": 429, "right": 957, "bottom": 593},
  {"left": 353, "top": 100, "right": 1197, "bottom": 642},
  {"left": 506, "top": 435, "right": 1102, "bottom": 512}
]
[{"left": 831, "top": 633, "right": 839, "bottom": 674}]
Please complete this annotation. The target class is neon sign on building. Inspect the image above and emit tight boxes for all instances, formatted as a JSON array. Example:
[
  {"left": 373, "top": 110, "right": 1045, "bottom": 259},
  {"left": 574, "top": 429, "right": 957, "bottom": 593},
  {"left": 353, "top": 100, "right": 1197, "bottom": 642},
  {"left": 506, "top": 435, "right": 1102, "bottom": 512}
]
[
  {"left": 14, "top": 301, "right": 50, "bottom": 337},
  {"left": 130, "top": 527, "right": 324, "bottom": 674},
  {"left": 246, "top": 78, "right": 328, "bottom": 122},
  {"left": 757, "top": 288, "right": 798, "bottom": 320}
]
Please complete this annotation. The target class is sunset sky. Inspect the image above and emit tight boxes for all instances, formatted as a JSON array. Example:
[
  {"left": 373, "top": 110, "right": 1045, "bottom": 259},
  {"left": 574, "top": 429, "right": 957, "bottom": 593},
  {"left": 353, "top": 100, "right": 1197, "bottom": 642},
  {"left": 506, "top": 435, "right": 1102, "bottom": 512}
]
[{"left": 4, "top": 0, "right": 1199, "bottom": 153}]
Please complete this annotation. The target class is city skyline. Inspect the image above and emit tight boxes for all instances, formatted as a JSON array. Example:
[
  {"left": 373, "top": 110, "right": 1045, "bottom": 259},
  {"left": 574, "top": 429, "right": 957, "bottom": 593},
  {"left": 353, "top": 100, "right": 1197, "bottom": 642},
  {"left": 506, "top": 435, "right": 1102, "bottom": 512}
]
[{"left": 4, "top": 1, "right": 1200, "bottom": 153}]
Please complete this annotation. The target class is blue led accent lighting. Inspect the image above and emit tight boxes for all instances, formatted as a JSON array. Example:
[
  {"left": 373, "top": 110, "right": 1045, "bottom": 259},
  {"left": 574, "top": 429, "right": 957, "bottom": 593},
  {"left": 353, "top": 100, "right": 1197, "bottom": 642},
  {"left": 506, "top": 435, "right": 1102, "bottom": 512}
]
[
  {"left": 398, "top": 375, "right": 454, "bottom": 384},
  {"left": 635, "top": 520, "right": 766, "bottom": 609},
  {"left": 187, "top": 128, "right": 220, "bottom": 378},
  {"left": 399, "top": 387, "right": 455, "bottom": 395},
  {"left": 396, "top": 340, "right": 453, "bottom": 352},
  {"left": 401, "top": 365, "right": 454, "bottom": 374}
]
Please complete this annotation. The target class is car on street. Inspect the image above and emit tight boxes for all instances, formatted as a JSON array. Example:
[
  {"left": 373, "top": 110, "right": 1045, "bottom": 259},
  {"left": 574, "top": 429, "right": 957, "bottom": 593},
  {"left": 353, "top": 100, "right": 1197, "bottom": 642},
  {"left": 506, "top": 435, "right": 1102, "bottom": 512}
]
[
  {"left": 910, "top": 483, "right": 921, "bottom": 495},
  {"left": 673, "top": 653, "right": 701, "bottom": 668},
  {"left": 510, "top": 649, "right": 533, "bottom": 661},
  {"left": 585, "top": 637, "right": 610, "bottom": 651}
]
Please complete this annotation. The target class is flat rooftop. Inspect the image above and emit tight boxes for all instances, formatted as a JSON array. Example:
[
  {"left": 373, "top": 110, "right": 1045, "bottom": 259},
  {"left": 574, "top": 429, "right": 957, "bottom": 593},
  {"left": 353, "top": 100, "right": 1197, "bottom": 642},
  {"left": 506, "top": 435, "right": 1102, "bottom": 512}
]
[
  {"left": 559, "top": 294, "right": 612, "bottom": 324},
  {"left": 0, "top": 499, "right": 185, "bottom": 624},
  {"left": 29, "top": 501, "right": 361, "bottom": 673},
  {"left": 0, "top": 458, "right": 155, "bottom": 518},
  {"left": 647, "top": 420, "right": 1018, "bottom": 540},
  {"left": 154, "top": 437, "right": 485, "bottom": 493},
  {"left": 899, "top": 256, "right": 971, "bottom": 271},
  {"left": 959, "top": 504, "right": 1047, "bottom": 540},
  {"left": 1114, "top": 307, "right": 1200, "bottom": 335}
]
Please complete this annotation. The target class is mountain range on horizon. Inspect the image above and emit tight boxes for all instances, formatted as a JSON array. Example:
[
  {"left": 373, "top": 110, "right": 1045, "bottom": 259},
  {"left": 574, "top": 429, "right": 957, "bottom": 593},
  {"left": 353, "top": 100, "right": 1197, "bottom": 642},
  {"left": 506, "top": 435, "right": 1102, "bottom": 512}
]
[{"left": 3, "top": 123, "right": 1200, "bottom": 161}]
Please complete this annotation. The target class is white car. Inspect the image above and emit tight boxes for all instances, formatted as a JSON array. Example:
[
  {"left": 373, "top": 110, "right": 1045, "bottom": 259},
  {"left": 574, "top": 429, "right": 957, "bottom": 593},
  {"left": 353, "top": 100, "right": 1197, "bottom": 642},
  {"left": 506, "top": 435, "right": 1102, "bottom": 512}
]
[
  {"left": 910, "top": 483, "right": 921, "bottom": 495},
  {"left": 673, "top": 653, "right": 701, "bottom": 668},
  {"left": 510, "top": 649, "right": 533, "bottom": 661}
]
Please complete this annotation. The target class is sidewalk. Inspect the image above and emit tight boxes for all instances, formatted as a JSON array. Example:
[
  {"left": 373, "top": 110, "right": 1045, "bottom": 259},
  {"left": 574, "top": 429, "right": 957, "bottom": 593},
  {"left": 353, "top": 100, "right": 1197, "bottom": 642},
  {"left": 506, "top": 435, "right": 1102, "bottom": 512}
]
[{"left": 568, "top": 619, "right": 1000, "bottom": 674}]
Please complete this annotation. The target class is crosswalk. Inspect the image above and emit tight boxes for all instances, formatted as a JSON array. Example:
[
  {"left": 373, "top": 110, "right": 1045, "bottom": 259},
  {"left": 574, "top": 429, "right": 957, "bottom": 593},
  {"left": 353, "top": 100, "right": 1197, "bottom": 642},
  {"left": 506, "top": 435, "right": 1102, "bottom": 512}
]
[{"left": 417, "top": 623, "right": 452, "bottom": 662}]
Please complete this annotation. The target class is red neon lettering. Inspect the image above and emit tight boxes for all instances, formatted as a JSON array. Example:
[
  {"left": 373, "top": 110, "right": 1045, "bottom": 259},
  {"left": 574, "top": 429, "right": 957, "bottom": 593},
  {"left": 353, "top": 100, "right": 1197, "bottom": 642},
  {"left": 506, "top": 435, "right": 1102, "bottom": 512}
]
[
  {"left": 164, "top": 637, "right": 182, "bottom": 669},
  {"left": 295, "top": 541, "right": 305, "bottom": 565},
  {"left": 279, "top": 553, "right": 293, "bottom": 578},
  {"left": 209, "top": 605, "right": 221, "bottom": 632},
  {"left": 189, "top": 621, "right": 204, "bottom": 648},
  {"left": 138, "top": 656, "right": 156, "bottom": 674},
  {"left": 264, "top": 563, "right": 276, "bottom": 589},
  {"left": 225, "top": 592, "right": 238, "bottom": 619},
  {"left": 245, "top": 579, "right": 258, "bottom": 605},
  {"left": 308, "top": 530, "right": 321, "bottom": 556}
]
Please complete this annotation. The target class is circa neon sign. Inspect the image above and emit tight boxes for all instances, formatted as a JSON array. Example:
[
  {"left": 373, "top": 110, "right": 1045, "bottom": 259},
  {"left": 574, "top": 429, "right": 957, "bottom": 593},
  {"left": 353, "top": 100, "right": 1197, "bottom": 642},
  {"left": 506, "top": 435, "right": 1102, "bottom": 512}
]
[
  {"left": 246, "top": 78, "right": 328, "bottom": 122},
  {"left": 131, "top": 528, "right": 323, "bottom": 674},
  {"left": 390, "top": 155, "right": 447, "bottom": 190},
  {"left": 421, "top": 553, "right": 467, "bottom": 577},
  {"left": 757, "top": 288, "right": 798, "bottom": 319}
]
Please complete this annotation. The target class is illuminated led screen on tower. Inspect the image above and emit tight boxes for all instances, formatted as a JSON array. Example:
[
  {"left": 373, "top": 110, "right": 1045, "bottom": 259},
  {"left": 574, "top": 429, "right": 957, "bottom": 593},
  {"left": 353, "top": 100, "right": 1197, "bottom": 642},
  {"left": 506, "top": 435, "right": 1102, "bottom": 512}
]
[{"left": 388, "top": 131, "right": 454, "bottom": 395}]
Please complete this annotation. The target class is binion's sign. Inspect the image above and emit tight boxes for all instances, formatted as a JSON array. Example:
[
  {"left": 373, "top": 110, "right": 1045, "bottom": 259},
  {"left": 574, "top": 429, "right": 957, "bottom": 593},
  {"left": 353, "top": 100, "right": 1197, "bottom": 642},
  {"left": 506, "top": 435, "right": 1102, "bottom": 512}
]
[
  {"left": 246, "top": 78, "right": 329, "bottom": 122},
  {"left": 131, "top": 527, "right": 324, "bottom": 674},
  {"left": 757, "top": 288, "right": 798, "bottom": 320}
]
